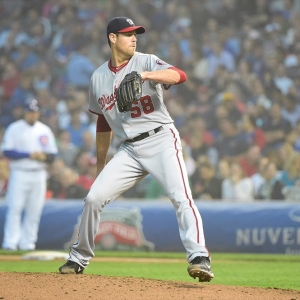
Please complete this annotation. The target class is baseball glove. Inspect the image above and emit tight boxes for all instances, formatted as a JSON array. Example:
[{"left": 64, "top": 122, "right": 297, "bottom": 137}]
[{"left": 116, "top": 71, "right": 142, "bottom": 112}]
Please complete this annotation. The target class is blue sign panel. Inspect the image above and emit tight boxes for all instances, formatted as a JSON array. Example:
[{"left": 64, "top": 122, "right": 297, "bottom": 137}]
[{"left": 0, "top": 200, "right": 299, "bottom": 254}]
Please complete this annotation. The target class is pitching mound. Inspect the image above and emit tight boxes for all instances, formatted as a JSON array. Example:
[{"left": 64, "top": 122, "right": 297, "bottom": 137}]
[{"left": 0, "top": 272, "right": 299, "bottom": 300}]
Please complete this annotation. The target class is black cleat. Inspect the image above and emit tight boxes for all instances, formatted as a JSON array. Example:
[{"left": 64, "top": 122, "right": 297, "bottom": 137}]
[
  {"left": 187, "top": 256, "right": 214, "bottom": 282},
  {"left": 59, "top": 260, "right": 84, "bottom": 274}
]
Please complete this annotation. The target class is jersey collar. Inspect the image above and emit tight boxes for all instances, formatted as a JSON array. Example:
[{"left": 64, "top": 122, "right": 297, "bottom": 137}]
[{"left": 108, "top": 59, "right": 129, "bottom": 73}]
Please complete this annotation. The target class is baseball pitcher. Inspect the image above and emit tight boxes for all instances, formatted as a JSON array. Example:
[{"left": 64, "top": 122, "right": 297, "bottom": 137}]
[{"left": 59, "top": 16, "right": 214, "bottom": 282}]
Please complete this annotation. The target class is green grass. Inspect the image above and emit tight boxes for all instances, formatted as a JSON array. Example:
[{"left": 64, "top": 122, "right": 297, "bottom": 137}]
[{"left": 0, "top": 250, "right": 299, "bottom": 291}]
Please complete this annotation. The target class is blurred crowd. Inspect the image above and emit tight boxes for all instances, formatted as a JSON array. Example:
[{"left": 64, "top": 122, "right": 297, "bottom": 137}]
[{"left": 0, "top": 0, "right": 300, "bottom": 201}]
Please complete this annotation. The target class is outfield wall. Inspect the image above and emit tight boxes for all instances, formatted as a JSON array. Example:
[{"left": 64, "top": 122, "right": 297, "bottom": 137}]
[{"left": 0, "top": 199, "right": 299, "bottom": 255}]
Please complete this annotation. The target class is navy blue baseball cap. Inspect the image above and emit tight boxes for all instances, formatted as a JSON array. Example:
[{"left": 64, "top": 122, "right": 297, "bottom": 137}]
[
  {"left": 107, "top": 17, "right": 145, "bottom": 40},
  {"left": 24, "top": 98, "right": 39, "bottom": 112}
]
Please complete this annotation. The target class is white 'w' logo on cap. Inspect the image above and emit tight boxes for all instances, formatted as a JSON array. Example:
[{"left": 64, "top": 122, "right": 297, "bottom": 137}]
[{"left": 126, "top": 19, "right": 134, "bottom": 25}]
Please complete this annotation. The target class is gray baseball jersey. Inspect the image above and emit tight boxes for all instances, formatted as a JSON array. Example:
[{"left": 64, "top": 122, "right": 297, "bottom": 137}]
[{"left": 89, "top": 52, "right": 173, "bottom": 140}]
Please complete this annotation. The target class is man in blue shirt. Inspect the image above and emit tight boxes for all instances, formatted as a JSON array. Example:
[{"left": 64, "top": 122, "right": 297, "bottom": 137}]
[
  {"left": 11, "top": 42, "right": 40, "bottom": 71},
  {"left": 214, "top": 118, "right": 249, "bottom": 158},
  {"left": 66, "top": 38, "right": 96, "bottom": 91}
]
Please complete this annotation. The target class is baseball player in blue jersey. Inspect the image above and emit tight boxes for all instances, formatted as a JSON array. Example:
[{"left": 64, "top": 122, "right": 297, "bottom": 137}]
[
  {"left": 1, "top": 98, "right": 58, "bottom": 251},
  {"left": 59, "top": 16, "right": 214, "bottom": 282}
]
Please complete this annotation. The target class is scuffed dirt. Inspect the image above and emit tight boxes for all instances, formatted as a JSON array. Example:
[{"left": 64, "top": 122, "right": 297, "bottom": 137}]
[{"left": 0, "top": 272, "right": 299, "bottom": 300}]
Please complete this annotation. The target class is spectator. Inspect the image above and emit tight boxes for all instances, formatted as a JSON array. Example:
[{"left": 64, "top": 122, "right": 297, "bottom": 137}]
[
  {"left": 166, "top": 98, "right": 187, "bottom": 134},
  {"left": 56, "top": 129, "right": 79, "bottom": 167},
  {"left": 65, "top": 109, "right": 89, "bottom": 147},
  {"left": 214, "top": 118, "right": 249, "bottom": 159},
  {"left": 207, "top": 40, "right": 235, "bottom": 78},
  {"left": 241, "top": 113, "right": 267, "bottom": 150},
  {"left": 191, "top": 160, "right": 222, "bottom": 200},
  {"left": 223, "top": 26, "right": 241, "bottom": 57},
  {"left": 216, "top": 157, "right": 231, "bottom": 181},
  {"left": 34, "top": 87, "right": 52, "bottom": 109},
  {"left": 280, "top": 152, "right": 300, "bottom": 187},
  {"left": 281, "top": 152, "right": 300, "bottom": 201},
  {"left": 57, "top": 91, "right": 89, "bottom": 130},
  {"left": 8, "top": 71, "right": 35, "bottom": 109},
  {"left": 222, "top": 161, "right": 254, "bottom": 202},
  {"left": 262, "top": 69, "right": 278, "bottom": 99},
  {"left": 26, "top": 21, "right": 51, "bottom": 56},
  {"left": 189, "top": 132, "right": 218, "bottom": 168},
  {"left": 257, "top": 161, "right": 285, "bottom": 200},
  {"left": 76, "top": 156, "right": 97, "bottom": 192},
  {"left": 281, "top": 93, "right": 300, "bottom": 128},
  {"left": 247, "top": 77, "right": 272, "bottom": 111},
  {"left": 204, "top": 18, "right": 219, "bottom": 42},
  {"left": 273, "top": 64, "right": 294, "bottom": 95},
  {"left": 208, "top": 65, "right": 232, "bottom": 99},
  {"left": 286, "top": 125, "right": 299, "bottom": 146},
  {"left": 233, "top": 59, "right": 253, "bottom": 99},
  {"left": 0, "top": 60, "right": 20, "bottom": 101},
  {"left": 263, "top": 21, "right": 285, "bottom": 57},
  {"left": 50, "top": 10, "right": 68, "bottom": 48},
  {"left": 187, "top": 85, "right": 215, "bottom": 130},
  {"left": 277, "top": 141, "right": 297, "bottom": 172},
  {"left": 184, "top": 114, "right": 215, "bottom": 147},
  {"left": 66, "top": 37, "right": 96, "bottom": 92},
  {"left": 0, "top": 21, "right": 29, "bottom": 52},
  {"left": 47, "top": 157, "right": 65, "bottom": 199},
  {"left": 56, "top": 167, "right": 88, "bottom": 199},
  {"left": 10, "top": 42, "right": 40, "bottom": 72},
  {"left": 32, "top": 60, "right": 54, "bottom": 92},
  {"left": 81, "top": 130, "right": 96, "bottom": 156},
  {"left": 73, "top": 149, "right": 93, "bottom": 176},
  {"left": 261, "top": 102, "right": 292, "bottom": 151},
  {"left": 220, "top": 91, "right": 243, "bottom": 125},
  {"left": 245, "top": 41, "right": 266, "bottom": 78},
  {"left": 86, "top": 28, "right": 105, "bottom": 67},
  {"left": 39, "top": 93, "right": 60, "bottom": 134},
  {"left": 210, "top": 102, "right": 229, "bottom": 133},
  {"left": 251, "top": 156, "right": 270, "bottom": 199},
  {"left": 23, "top": 7, "right": 52, "bottom": 43},
  {"left": 54, "top": 32, "right": 75, "bottom": 65},
  {"left": 192, "top": 49, "right": 209, "bottom": 82},
  {"left": 238, "top": 145, "right": 261, "bottom": 177}
]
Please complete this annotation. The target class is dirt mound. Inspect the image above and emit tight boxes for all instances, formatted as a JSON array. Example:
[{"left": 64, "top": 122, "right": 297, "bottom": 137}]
[{"left": 0, "top": 272, "right": 299, "bottom": 300}]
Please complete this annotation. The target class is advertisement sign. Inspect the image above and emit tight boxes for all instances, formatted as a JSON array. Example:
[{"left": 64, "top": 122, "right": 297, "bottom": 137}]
[{"left": 0, "top": 200, "right": 299, "bottom": 254}]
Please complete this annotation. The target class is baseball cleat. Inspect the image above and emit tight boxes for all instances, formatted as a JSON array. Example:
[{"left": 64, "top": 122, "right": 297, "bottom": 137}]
[
  {"left": 59, "top": 260, "right": 84, "bottom": 274},
  {"left": 187, "top": 256, "right": 214, "bottom": 282}
]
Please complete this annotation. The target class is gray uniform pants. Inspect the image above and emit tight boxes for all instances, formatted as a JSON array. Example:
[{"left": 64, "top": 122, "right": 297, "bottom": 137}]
[{"left": 69, "top": 124, "right": 209, "bottom": 267}]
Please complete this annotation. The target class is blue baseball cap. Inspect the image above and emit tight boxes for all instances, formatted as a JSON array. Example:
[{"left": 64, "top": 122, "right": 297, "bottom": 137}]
[
  {"left": 107, "top": 17, "right": 145, "bottom": 40},
  {"left": 24, "top": 98, "right": 39, "bottom": 112}
]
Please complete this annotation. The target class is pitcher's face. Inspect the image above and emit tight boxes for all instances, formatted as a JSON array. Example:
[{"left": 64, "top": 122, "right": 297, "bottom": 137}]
[{"left": 115, "top": 31, "right": 137, "bottom": 58}]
